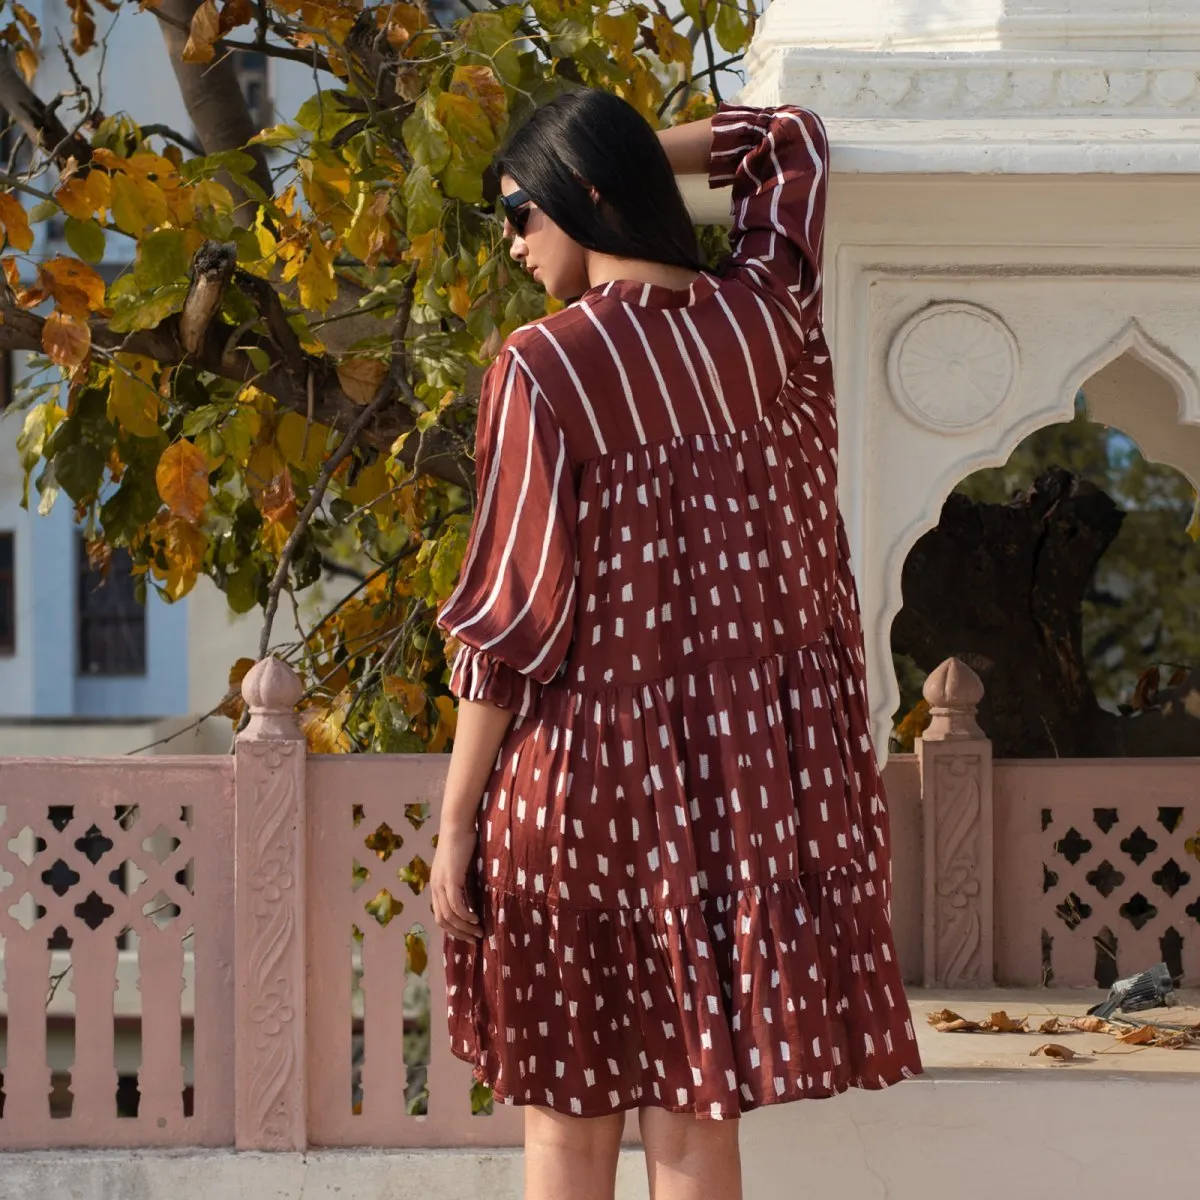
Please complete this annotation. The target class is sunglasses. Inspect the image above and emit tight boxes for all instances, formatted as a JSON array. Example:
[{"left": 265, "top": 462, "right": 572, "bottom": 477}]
[{"left": 499, "top": 187, "right": 534, "bottom": 235}]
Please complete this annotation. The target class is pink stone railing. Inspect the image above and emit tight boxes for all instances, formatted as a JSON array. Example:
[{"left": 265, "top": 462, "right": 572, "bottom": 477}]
[{"left": 1, "top": 655, "right": 1197, "bottom": 1152}]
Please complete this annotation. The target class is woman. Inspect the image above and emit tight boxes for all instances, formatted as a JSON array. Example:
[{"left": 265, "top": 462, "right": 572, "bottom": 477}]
[{"left": 431, "top": 89, "right": 922, "bottom": 1200}]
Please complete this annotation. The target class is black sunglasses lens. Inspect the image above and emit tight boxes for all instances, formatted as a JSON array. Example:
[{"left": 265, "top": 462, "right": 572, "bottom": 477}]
[{"left": 501, "top": 191, "right": 530, "bottom": 234}]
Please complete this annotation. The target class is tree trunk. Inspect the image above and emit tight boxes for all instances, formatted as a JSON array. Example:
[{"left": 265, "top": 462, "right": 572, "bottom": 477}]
[
  {"left": 892, "top": 468, "right": 1200, "bottom": 757},
  {"left": 153, "top": 0, "right": 274, "bottom": 224}
]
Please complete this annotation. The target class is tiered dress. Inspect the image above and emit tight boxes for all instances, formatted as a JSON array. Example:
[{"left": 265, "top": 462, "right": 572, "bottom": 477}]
[{"left": 435, "top": 104, "right": 923, "bottom": 1119}]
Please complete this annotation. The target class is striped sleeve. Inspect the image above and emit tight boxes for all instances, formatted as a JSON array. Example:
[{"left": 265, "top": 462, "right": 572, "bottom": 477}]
[
  {"left": 436, "top": 350, "right": 578, "bottom": 716},
  {"left": 709, "top": 104, "right": 828, "bottom": 331}
]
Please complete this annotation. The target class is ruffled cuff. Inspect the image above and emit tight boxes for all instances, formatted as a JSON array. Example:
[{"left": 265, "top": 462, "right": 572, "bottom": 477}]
[
  {"left": 449, "top": 644, "right": 536, "bottom": 718},
  {"left": 708, "top": 103, "right": 770, "bottom": 189}
]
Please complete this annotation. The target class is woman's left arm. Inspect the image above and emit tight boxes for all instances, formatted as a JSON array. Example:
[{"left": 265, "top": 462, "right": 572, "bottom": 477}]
[
  {"left": 430, "top": 349, "right": 579, "bottom": 940},
  {"left": 430, "top": 697, "right": 512, "bottom": 940}
]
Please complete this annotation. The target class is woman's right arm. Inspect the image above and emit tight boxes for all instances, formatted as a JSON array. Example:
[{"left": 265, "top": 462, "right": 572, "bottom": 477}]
[
  {"left": 657, "top": 118, "right": 713, "bottom": 176},
  {"left": 664, "top": 106, "right": 829, "bottom": 335}
]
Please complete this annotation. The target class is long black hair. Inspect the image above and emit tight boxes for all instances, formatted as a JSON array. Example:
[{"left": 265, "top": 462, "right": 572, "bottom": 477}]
[{"left": 497, "top": 89, "right": 703, "bottom": 272}]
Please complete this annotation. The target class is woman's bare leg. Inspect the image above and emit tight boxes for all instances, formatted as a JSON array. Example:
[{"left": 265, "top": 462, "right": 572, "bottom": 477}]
[
  {"left": 524, "top": 1105, "right": 625, "bottom": 1200},
  {"left": 639, "top": 1107, "right": 742, "bottom": 1200}
]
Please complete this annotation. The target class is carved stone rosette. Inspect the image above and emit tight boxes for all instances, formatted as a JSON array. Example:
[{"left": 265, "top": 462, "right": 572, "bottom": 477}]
[
  {"left": 234, "top": 658, "right": 307, "bottom": 1150},
  {"left": 919, "top": 658, "right": 995, "bottom": 987}
]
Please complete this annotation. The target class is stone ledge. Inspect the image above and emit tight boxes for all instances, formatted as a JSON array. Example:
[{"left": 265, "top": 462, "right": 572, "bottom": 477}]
[{"left": 745, "top": 49, "right": 1200, "bottom": 118}]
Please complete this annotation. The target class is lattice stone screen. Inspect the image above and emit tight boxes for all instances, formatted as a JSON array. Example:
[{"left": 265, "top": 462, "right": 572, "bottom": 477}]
[
  {"left": 306, "top": 754, "right": 523, "bottom": 1147},
  {"left": 0, "top": 759, "right": 235, "bottom": 1147},
  {"left": 995, "top": 762, "right": 1200, "bottom": 987}
]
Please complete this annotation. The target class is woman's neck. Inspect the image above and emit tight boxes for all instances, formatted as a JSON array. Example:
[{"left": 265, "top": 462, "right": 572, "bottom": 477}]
[{"left": 585, "top": 253, "right": 700, "bottom": 293}]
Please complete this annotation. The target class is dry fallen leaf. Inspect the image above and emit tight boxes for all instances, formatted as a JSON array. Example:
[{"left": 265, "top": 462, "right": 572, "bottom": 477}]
[
  {"left": 1038, "top": 1017, "right": 1067, "bottom": 1034},
  {"left": 1030, "top": 1043, "right": 1079, "bottom": 1061},
  {"left": 1068, "top": 1016, "right": 1110, "bottom": 1033},
  {"left": 927, "top": 1009, "right": 964, "bottom": 1026},
  {"left": 1115, "top": 1025, "right": 1157, "bottom": 1046},
  {"left": 985, "top": 1011, "right": 1028, "bottom": 1033},
  {"left": 935, "top": 1018, "right": 983, "bottom": 1033}
]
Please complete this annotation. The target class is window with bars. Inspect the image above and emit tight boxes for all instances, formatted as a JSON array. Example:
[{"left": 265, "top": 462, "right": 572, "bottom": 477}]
[
  {"left": 77, "top": 537, "right": 146, "bottom": 676},
  {"left": 0, "top": 531, "right": 13, "bottom": 655}
]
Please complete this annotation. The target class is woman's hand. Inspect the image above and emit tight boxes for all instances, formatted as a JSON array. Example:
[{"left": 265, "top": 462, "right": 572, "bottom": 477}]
[{"left": 431, "top": 825, "right": 482, "bottom": 941}]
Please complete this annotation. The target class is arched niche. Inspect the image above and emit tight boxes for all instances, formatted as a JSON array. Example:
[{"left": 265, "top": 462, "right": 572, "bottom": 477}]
[{"left": 871, "top": 317, "right": 1200, "bottom": 757}]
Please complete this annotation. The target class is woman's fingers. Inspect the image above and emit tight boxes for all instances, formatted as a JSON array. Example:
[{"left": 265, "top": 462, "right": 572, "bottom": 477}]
[{"left": 433, "top": 884, "right": 482, "bottom": 940}]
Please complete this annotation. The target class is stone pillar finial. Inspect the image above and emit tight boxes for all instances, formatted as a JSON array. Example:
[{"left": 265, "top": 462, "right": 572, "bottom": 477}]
[
  {"left": 921, "top": 657, "right": 985, "bottom": 741},
  {"left": 918, "top": 656, "right": 994, "bottom": 988},
  {"left": 238, "top": 657, "right": 304, "bottom": 742},
  {"left": 234, "top": 655, "right": 307, "bottom": 1150}
]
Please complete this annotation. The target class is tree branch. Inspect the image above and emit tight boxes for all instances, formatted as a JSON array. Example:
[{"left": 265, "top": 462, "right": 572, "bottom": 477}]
[
  {"left": 140, "top": 123, "right": 205, "bottom": 156},
  {"left": 0, "top": 51, "right": 93, "bottom": 168},
  {"left": 179, "top": 241, "right": 239, "bottom": 356},
  {"left": 254, "top": 270, "right": 419, "bottom": 663}
]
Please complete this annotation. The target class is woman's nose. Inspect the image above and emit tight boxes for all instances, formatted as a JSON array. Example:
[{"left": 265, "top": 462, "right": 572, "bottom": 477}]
[{"left": 508, "top": 233, "right": 528, "bottom": 262}]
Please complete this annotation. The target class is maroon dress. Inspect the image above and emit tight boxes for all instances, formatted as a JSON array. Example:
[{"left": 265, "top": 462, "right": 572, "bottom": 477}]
[{"left": 435, "top": 103, "right": 923, "bottom": 1119}]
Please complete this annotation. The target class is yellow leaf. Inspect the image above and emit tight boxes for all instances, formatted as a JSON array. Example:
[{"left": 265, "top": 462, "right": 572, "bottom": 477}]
[
  {"left": 406, "top": 227, "right": 443, "bottom": 272},
  {"left": 447, "top": 276, "right": 472, "bottom": 320},
  {"left": 56, "top": 171, "right": 111, "bottom": 222},
  {"left": 247, "top": 441, "right": 285, "bottom": 494},
  {"left": 275, "top": 410, "right": 328, "bottom": 471},
  {"left": 109, "top": 354, "right": 161, "bottom": 437},
  {"left": 337, "top": 356, "right": 388, "bottom": 405},
  {"left": 42, "top": 311, "right": 91, "bottom": 369},
  {"left": 345, "top": 456, "right": 389, "bottom": 508},
  {"left": 0, "top": 192, "right": 34, "bottom": 252},
  {"left": 652, "top": 13, "right": 693, "bottom": 68},
  {"left": 42, "top": 256, "right": 107, "bottom": 319},
  {"left": 296, "top": 234, "right": 337, "bottom": 312},
  {"left": 449, "top": 65, "right": 508, "bottom": 137},
  {"left": 156, "top": 440, "right": 210, "bottom": 523},
  {"left": 111, "top": 172, "right": 153, "bottom": 237},
  {"left": 383, "top": 675, "right": 426, "bottom": 718},
  {"left": 427, "top": 694, "right": 458, "bottom": 753},
  {"left": 149, "top": 513, "right": 209, "bottom": 600},
  {"left": 183, "top": 0, "right": 220, "bottom": 63},
  {"left": 15, "top": 47, "right": 38, "bottom": 83},
  {"left": 261, "top": 468, "right": 297, "bottom": 526},
  {"left": 345, "top": 188, "right": 392, "bottom": 267},
  {"left": 192, "top": 178, "right": 234, "bottom": 214},
  {"left": 302, "top": 703, "right": 351, "bottom": 753},
  {"left": 405, "top": 930, "right": 428, "bottom": 975},
  {"left": 597, "top": 12, "right": 637, "bottom": 58}
]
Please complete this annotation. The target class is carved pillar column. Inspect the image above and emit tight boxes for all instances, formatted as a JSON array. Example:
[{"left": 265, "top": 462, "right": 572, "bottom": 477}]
[
  {"left": 234, "top": 657, "right": 307, "bottom": 1150},
  {"left": 918, "top": 657, "right": 994, "bottom": 987}
]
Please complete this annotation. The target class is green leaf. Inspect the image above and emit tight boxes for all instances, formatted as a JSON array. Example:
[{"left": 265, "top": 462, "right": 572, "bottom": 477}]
[
  {"left": 461, "top": 11, "right": 524, "bottom": 85},
  {"left": 64, "top": 216, "right": 107, "bottom": 263},
  {"left": 100, "top": 461, "right": 165, "bottom": 540},
  {"left": 225, "top": 561, "right": 262, "bottom": 614},
  {"left": 28, "top": 199, "right": 59, "bottom": 223},
  {"left": 180, "top": 148, "right": 260, "bottom": 182},
  {"left": 402, "top": 96, "right": 452, "bottom": 175},
  {"left": 403, "top": 165, "right": 442, "bottom": 237},
  {"left": 108, "top": 282, "right": 189, "bottom": 334},
  {"left": 182, "top": 404, "right": 227, "bottom": 436},
  {"left": 54, "top": 442, "right": 107, "bottom": 504},
  {"left": 16, "top": 401, "right": 65, "bottom": 509},
  {"left": 293, "top": 95, "right": 361, "bottom": 139},
  {"left": 714, "top": 1, "right": 748, "bottom": 53},
  {"left": 134, "top": 228, "right": 189, "bottom": 290},
  {"left": 435, "top": 93, "right": 497, "bottom": 203}
]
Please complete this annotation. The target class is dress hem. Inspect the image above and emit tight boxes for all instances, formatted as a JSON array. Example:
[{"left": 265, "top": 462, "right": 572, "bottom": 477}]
[{"left": 451, "top": 1043, "right": 925, "bottom": 1121}]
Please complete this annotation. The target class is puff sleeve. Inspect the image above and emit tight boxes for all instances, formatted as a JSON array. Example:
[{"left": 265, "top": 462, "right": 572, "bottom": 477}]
[
  {"left": 709, "top": 104, "right": 829, "bottom": 335},
  {"left": 436, "top": 350, "right": 578, "bottom": 717}
]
